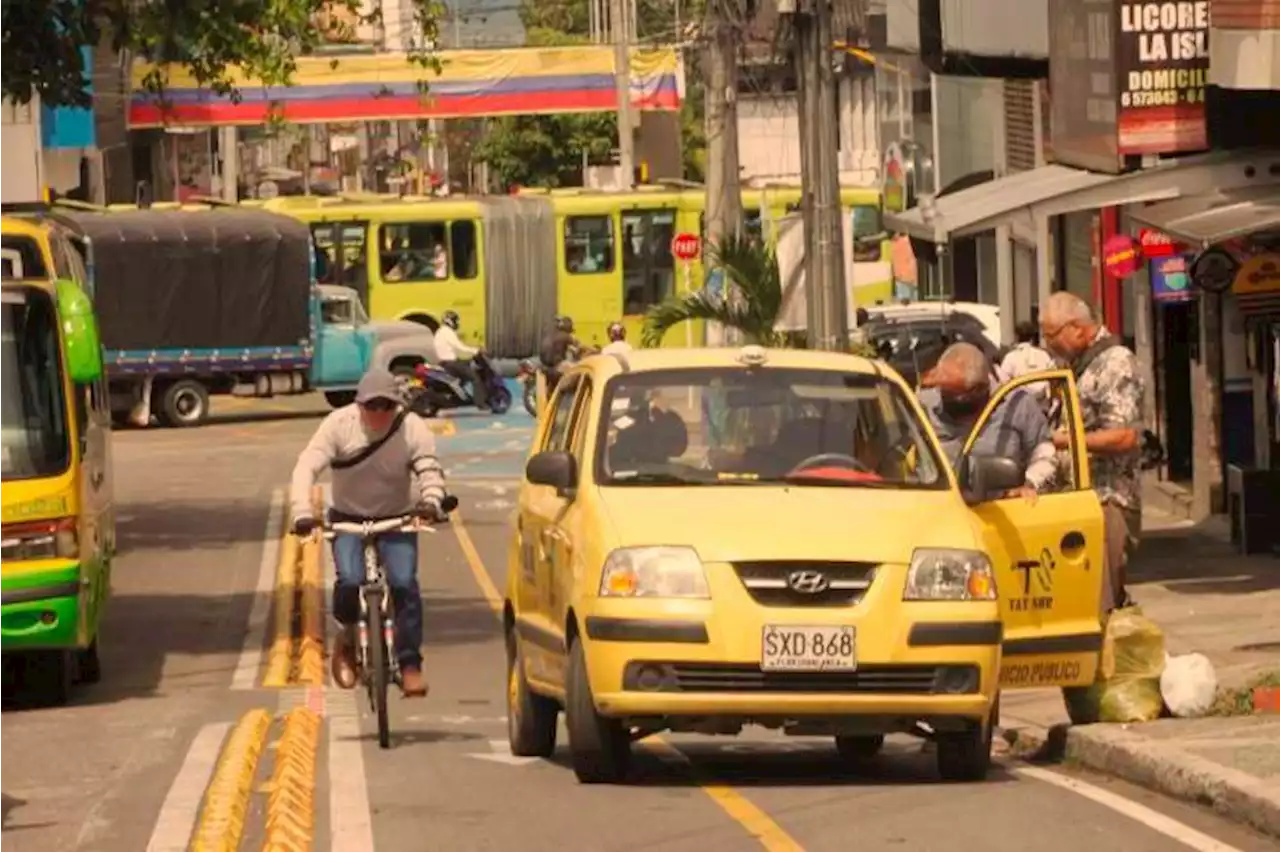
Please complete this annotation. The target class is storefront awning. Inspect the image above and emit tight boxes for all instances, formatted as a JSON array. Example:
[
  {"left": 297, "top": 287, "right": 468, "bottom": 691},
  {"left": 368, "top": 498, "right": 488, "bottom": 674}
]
[
  {"left": 884, "top": 165, "right": 1113, "bottom": 244},
  {"left": 1128, "top": 185, "right": 1280, "bottom": 249},
  {"left": 885, "top": 151, "right": 1280, "bottom": 245}
]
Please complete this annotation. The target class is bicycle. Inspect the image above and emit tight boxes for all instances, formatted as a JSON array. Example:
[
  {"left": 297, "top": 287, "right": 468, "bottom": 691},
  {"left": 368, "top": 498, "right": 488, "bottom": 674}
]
[{"left": 322, "top": 494, "right": 457, "bottom": 749}]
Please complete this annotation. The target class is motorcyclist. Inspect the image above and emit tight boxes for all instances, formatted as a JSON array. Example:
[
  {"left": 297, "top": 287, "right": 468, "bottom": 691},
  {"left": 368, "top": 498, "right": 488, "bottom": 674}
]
[
  {"left": 600, "top": 321, "right": 632, "bottom": 356},
  {"left": 288, "top": 367, "right": 447, "bottom": 697},
  {"left": 539, "top": 314, "right": 582, "bottom": 394},
  {"left": 434, "top": 310, "right": 489, "bottom": 411}
]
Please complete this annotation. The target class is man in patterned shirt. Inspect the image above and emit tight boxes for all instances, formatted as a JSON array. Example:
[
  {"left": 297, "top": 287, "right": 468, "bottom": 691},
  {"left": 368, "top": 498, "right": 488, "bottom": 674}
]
[{"left": 1039, "top": 292, "right": 1145, "bottom": 612}]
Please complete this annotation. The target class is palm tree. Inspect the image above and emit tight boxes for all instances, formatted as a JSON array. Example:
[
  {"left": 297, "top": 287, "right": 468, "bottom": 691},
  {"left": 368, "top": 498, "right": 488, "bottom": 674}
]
[{"left": 642, "top": 234, "right": 784, "bottom": 348}]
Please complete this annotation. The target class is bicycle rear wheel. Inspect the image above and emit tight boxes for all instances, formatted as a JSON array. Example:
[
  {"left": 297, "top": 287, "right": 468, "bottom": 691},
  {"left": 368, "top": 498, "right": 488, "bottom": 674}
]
[{"left": 363, "top": 587, "right": 391, "bottom": 749}]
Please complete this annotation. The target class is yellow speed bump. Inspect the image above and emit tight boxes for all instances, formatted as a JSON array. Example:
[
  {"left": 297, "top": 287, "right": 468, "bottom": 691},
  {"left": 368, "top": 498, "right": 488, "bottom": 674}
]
[
  {"left": 191, "top": 709, "right": 273, "bottom": 852},
  {"left": 296, "top": 533, "right": 326, "bottom": 686},
  {"left": 263, "top": 531, "right": 301, "bottom": 687},
  {"left": 261, "top": 707, "right": 323, "bottom": 852}
]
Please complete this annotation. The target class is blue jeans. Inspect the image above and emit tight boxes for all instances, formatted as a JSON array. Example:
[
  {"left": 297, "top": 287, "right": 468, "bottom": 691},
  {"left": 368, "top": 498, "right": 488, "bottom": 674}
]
[{"left": 331, "top": 532, "right": 423, "bottom": 668}]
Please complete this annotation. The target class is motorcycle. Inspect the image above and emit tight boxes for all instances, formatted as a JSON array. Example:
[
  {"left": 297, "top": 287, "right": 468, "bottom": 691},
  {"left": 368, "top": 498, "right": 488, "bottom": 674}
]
[
  {"left": 406, "top": 351, "right": 512, "bottom": 418},
  {"left": 516, "top": 358, "right": 539, "bottom": 416}
]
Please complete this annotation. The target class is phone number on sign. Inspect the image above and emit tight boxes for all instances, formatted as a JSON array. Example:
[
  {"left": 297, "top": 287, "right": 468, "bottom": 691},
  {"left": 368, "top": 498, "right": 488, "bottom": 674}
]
[{"left": 1122, "top": 89, "right": 1204, "bottom": 107}]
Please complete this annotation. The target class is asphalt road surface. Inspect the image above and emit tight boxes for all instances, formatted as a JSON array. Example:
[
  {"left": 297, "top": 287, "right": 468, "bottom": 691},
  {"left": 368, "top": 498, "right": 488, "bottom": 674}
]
[{"left": 2, "top": 394, "right": 1275, "bottom": 852}]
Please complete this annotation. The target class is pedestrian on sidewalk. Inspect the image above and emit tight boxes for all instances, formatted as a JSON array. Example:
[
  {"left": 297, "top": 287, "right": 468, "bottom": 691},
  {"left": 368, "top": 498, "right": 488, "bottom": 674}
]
[{"left": 1039, "top": 292, "right": 1146, "bottom": 612}]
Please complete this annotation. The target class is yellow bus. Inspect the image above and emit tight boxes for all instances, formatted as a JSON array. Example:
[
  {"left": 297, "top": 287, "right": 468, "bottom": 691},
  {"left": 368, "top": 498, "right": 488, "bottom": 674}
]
[
  {"left": 1, "top": 213, "right": 114, "bottom": 705},
  {"left": 263, "top": 194, "right": 558, "bottom": 358}
]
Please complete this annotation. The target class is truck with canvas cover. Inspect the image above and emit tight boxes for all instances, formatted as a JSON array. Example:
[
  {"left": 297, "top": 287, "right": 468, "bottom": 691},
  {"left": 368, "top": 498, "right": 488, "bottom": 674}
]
[{"left": 55, "top": 207, "right": 438, "bottom": 427}]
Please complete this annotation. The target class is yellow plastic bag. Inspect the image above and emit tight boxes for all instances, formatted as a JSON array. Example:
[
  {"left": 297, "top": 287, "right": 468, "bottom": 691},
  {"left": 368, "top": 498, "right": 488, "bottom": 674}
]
[{"left": 1063, "top": 606, "right": 1166, "bottom": 724}]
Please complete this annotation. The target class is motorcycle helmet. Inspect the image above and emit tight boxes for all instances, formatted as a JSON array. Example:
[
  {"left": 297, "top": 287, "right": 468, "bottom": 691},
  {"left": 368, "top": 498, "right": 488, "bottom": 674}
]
[
  {"left": 607, "top": 321, "right": 626, "bottom": 342},
  {"left": 442, "top": 310, "right": 461, "bottom": 330},
  {"left": 555, "top": 314, "right": 574, "bottom": 333}
]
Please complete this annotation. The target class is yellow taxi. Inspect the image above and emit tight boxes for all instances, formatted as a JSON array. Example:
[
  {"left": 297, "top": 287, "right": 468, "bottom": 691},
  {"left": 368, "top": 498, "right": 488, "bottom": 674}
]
[{"left": 503, "top": 345, "right": 1105, "bottom": 783}]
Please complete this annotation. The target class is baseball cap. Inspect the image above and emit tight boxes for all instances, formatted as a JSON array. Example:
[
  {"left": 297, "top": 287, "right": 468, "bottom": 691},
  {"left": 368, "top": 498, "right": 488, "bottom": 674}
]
[{"left": 354, "top": 367, "right": 401, "bottom": 406}]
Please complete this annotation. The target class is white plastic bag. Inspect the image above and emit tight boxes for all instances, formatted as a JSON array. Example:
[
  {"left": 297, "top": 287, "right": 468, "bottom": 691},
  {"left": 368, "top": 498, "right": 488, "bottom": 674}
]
[{"left": 1160, "top": 653, "right": 1217, "bottom": 718}]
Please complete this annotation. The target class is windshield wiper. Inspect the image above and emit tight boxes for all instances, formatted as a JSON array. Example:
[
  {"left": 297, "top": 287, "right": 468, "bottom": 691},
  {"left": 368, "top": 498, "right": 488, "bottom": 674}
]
[
  {"left": 607, "top": 471, "right": 701, "bottom": 485},
  {"left": 777, "top": 471, "right": 896, "bottom": 488}
]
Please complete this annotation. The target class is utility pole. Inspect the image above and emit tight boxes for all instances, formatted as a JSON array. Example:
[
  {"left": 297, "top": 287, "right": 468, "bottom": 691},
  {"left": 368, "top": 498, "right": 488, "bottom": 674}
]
[
  {"left": 612, "top": 0, "right": 635, "bottom": 189},
  {"left": 795, "top": 0, "right": 848, "bottom": 351},
  {"left": 704, "top": 0, "right": 744, "bottom": 346}
]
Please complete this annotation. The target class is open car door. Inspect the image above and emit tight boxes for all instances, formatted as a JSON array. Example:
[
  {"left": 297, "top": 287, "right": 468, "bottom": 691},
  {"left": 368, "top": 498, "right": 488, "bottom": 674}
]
[{"left": 959, "top": 370, "right": 1106, "bottom": 690}]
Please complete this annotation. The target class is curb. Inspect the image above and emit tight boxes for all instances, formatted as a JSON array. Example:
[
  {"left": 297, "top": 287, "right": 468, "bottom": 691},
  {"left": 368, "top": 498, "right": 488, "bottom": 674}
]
[{"left": 1000, "top": 721, "right": 1280, "bottom": 839}]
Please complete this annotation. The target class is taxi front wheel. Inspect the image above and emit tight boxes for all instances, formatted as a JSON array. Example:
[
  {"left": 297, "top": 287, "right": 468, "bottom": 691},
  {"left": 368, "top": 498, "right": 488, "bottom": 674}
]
[
  {"left": 507, "top": 639, "right": 558, "bottom": 758},
  {"left": 566, "top": 637, "right": 631, "bottom": 784},
  {"left": 936, "top": 696, "right": 997, "bottom": 782}
]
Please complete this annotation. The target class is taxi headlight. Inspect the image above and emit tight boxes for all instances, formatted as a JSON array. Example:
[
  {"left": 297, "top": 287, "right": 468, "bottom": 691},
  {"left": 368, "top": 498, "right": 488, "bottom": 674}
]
[
  {"left": 599, "top": 546, "right": 709, "bottom": 599},
  {"left": 903, "top": 548, "right": 996, "bottom": 601}
]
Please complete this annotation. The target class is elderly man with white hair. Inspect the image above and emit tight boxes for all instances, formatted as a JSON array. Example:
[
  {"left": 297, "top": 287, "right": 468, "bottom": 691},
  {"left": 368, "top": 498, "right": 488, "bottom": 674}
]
[
  {"left": 919, "top": 341, "right": 1057, "bottom": 501},
  {"left": 1039, "top": 291, "right": 1146, "bottom": 612}
]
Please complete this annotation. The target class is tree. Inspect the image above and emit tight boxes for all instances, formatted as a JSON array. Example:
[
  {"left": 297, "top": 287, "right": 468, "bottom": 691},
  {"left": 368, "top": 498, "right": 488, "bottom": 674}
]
[
  {"left": 470, "top": 0, "right": 705, "bottom": 188},
  {"left": 1, "top": 0, "right": 441, "bottom": 109},
  {"left": 643, "top": 234, "right": 784, "bottom": 347}
]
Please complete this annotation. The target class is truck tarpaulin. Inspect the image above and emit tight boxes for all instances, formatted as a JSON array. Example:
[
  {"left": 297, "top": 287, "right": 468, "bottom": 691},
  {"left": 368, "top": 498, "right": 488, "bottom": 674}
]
[{"left": 63, "top": 209, "right": 311, "bottom": 351}]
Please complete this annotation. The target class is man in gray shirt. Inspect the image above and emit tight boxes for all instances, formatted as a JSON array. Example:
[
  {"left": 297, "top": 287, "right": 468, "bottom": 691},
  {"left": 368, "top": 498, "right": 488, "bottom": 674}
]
[
  {"left": 290, "top": 367, "right": 447, "bottom": 697},
  {"left": 920, "top": 342, "right": 1056, "bottom": 499}
]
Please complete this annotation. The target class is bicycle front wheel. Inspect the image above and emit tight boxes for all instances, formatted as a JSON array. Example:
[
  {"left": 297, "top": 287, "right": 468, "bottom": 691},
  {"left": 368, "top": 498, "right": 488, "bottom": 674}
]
[{"left": 363, "top": 587, "right": 391, "bottom": 749}]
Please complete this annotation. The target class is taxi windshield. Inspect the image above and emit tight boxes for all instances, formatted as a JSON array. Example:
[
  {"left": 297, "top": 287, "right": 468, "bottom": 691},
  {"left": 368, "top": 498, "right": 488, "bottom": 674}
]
[
  {"left": 1, "top": 286, "right": 72, "bottom": 480},
  {"left": 597, "top": 367, "right": 947, "bottom": 489}
]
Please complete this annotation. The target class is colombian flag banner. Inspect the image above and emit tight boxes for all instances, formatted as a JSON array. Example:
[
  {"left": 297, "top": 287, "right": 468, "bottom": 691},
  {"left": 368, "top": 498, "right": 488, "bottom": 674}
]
[{"left": 128, "top": 45, "right": 683, "bottom": 128}]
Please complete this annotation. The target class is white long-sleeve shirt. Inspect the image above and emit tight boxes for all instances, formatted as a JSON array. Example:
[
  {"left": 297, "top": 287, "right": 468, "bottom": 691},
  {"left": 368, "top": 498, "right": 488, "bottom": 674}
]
[
  {"left": 289, "top": 405, "right": 446, "bottom": 521},
  {"left": 434, "top": 325, "right": 477, "bottom": 362},
  {"left": 601, "top": 340, "right": 632, "bottom": 356}
]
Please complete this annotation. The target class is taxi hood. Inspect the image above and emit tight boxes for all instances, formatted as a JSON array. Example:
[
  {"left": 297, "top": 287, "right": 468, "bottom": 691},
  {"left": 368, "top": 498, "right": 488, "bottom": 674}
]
[{"left": 597, "top": 485, "right": 978, "bottom": 565}]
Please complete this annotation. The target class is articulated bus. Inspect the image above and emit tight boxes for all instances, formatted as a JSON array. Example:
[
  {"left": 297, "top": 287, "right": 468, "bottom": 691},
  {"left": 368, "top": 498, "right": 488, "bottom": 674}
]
[{"left": 258, "top": 185, "right": 890, "bottom": 355}]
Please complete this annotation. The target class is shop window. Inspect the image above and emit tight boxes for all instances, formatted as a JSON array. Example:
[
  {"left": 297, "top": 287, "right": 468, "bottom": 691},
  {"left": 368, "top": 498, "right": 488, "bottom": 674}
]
[
  {"left": 564, "top": 216, "right": 615, "bottom": 274},
  {"left": 380, "top": 222, "right": 450, "bottom": 283}
]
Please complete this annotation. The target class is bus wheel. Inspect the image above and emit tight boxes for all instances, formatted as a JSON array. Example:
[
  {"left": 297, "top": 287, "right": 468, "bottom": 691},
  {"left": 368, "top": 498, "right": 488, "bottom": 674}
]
[
  {"left": 29, "top": 651, "right": 74, "bottom": 706},
  {"left": 77, "top": 640, "right": 102, "bottom": 685},
  {"left": 160, "top": 380, "right": 210, "bottom": 428}
]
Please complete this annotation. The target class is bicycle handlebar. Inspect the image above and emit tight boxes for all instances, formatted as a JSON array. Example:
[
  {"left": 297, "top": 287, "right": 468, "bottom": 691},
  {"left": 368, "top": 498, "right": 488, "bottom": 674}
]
[{"left": 320, "top": 495, "right": 458, "bottom": 539}]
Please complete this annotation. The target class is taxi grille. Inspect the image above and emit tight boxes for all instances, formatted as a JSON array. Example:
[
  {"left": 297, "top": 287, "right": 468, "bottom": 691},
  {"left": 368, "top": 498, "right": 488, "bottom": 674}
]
[
  {"left": 732, "top": 560, "right": 876, "bottom": 607},
  {"left": 624, "top": 662, "right": 967, "bottom": 694}
]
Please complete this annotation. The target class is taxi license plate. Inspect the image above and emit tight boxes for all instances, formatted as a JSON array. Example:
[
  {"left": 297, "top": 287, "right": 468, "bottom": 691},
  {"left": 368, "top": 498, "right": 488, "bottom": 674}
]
[{"left": 761, "top": 625, "right": 856, "bottom": 672}]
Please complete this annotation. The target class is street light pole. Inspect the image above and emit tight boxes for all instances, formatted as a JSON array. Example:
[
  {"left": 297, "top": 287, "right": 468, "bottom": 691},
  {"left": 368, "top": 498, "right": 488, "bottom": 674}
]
[{"left": 612, "top": 0, "right": 635, "bottom": 189}]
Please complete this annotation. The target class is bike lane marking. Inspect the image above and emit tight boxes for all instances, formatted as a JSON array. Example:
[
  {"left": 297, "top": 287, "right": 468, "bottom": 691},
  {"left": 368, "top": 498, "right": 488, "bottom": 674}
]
[
  {"left": 145, "top": 723, "right": 232, "bottom": 852},
  {"left": 448, "top": 509, "right": 808, "bottom": 851},
  {"left": 232, "top": 488, "right": 285, "bottom": 690}
]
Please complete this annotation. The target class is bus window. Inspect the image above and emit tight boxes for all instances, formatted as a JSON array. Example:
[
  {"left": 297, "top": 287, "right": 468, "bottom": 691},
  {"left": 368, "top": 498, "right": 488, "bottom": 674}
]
[
  {"left": 2, "top": 235, "right": 48, "bottom": 279},
  {"left": 852, "top": 204, "right": 884, "bottom": 262},
  {"left": 381, "top": 222, "right": 449, "bottom": 282},
  {"left": 697, "top": 210, "right": 762, "bottom": 244},
  {"left": 1, "top": 287, "right": 71, "bottom": 479},
  {"left": 564, "top": 216, "right": 615, "bottom": 274},
  {"left": 620, "top": 208, "right": 677, "bottom": 315},
  {"left": 310, "top": 222, "right": 367, "bottom": 288},
  {"left": 451, "top": 220, "right": 479, "bottom": 280}
]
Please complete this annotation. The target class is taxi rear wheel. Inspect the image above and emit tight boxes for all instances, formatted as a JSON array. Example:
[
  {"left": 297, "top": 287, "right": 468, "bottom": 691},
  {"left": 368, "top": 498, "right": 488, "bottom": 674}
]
[
  {"left": 936, "top": 698, "right": 997, "bottom": 782},
  {"left": 834, "top": 734, "right": 885, "bottom": 763},
  {"left": 507, "top": 639, "right": 558, "bottom": 758},
  {"left": 566, "top": 637, "right": 631, "bottom": 784}
]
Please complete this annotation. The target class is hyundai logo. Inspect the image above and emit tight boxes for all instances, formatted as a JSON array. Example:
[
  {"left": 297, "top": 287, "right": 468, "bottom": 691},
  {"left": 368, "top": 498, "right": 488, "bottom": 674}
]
[{"left": 786, "top": 570, "right": 830, "bottom": 594}]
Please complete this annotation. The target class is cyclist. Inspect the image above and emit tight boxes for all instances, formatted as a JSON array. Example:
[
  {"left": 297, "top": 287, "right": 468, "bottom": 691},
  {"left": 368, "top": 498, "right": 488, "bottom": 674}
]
[
  {"left": 434, "top": 310, "right": 489, "bottom": 411},
  {"left": 289, "top": 367, "right": 446, "bottom": 697},
  {"left": 600, "top": 321, "right": 632, "bottom": 356}
]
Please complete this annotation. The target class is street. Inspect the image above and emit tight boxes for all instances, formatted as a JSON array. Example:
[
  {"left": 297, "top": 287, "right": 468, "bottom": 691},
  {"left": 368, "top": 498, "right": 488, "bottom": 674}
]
[{"left": 1, "top": 397, "right": 1275, "bottom": 852}]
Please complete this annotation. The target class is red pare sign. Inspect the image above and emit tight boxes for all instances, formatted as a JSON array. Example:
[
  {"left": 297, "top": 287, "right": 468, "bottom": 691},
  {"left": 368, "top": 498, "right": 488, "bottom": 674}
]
[{"left": 671, "top": 233, "right": 701, "bottom": 261}]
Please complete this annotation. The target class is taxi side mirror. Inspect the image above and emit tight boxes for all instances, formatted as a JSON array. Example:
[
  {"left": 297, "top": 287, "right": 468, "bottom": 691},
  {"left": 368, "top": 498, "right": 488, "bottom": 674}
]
[
  {"left": 962, "top": 455, "right": 1024, "bottom": 503},
  {"left": 526, "top": 450, "right": 578, "bottom": 496}
]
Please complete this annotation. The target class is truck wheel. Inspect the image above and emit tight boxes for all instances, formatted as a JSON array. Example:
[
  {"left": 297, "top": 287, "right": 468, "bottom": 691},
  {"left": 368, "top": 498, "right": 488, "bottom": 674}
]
[
  {"left": 160, "top": 380, "right": 209, "bottom": 428},
  {"left": 565, "top": 637, "right": 630, "bottom": 784},
  {"left": 325, "top": 391, "right": 356, "bottom": 409}
]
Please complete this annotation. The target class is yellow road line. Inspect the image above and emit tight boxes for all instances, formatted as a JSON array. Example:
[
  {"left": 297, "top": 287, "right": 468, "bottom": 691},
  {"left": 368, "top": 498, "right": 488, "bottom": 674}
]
[
  {"left": 451, "top": 512, "right": 805, "bottom": 851},
  {"left": 262, "top": 532, "right": 300, "bottom": 687},
  {"left": 452, "top": 510, "right": 503, "bottom": 616},
  {"left": 190, "top": 709, "right": 273, "bottom": 852},
  {"left": 642, "top": 738, "right": 806, "bottom": 851},
  {"left": 262, "top": 707, "right": 323, "bottom": 852}
]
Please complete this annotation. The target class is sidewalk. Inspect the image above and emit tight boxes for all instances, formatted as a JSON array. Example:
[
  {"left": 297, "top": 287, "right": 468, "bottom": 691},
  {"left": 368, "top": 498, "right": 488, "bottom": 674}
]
[{"left": 998, "top": 508, "right": 1280, "bottom": 838}]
